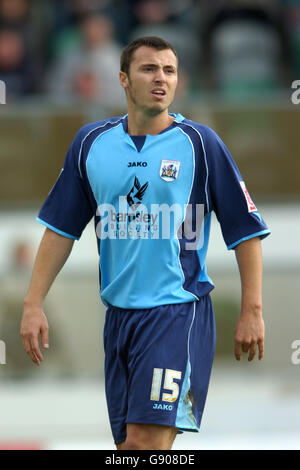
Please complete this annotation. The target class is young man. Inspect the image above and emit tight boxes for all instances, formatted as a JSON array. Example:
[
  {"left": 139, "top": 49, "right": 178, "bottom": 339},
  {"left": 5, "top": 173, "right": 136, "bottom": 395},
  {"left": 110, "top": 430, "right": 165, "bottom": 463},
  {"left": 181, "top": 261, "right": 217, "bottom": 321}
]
[{"left": 21, "top": 36, "right": 270, "bottom": 450}]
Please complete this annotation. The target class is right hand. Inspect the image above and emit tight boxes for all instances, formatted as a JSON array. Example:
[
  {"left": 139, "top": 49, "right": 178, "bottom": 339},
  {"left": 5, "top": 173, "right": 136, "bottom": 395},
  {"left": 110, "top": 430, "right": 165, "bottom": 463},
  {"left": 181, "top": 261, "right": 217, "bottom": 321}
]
[{"left": 20, "top": 304, "right": 49, "bottom": 366}]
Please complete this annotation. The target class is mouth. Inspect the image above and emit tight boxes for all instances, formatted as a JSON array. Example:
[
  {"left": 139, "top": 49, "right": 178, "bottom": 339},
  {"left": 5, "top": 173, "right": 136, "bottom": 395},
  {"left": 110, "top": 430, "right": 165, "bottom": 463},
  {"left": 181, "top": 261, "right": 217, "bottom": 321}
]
[{"left": 151, "top": 88, "right": 166, "bottom": 99}]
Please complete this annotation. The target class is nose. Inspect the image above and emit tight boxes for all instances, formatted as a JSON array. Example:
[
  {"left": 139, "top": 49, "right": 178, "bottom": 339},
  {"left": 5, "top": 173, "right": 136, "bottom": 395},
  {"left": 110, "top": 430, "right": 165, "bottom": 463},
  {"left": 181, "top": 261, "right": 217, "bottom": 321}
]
[{"left": 154, "top": 68, "right": 166, "bottom": 83}]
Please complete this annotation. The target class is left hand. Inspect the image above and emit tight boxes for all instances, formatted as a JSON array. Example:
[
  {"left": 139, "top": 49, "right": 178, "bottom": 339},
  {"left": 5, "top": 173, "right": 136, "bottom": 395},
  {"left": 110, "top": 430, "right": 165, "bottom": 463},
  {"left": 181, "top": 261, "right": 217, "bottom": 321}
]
[{"left": 234, "top": 313, "right": 265, "bottom": 361}]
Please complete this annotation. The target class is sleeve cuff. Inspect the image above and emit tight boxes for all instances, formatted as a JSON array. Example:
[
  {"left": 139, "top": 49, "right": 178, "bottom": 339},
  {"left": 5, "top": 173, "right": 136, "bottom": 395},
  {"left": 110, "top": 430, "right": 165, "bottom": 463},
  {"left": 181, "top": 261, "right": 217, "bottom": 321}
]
[
  {"left": 36, "top": 217, "right": 79, "bottom": 240},
  {"left": 227, "top": 229, "right": 271, "bottom": 250}
]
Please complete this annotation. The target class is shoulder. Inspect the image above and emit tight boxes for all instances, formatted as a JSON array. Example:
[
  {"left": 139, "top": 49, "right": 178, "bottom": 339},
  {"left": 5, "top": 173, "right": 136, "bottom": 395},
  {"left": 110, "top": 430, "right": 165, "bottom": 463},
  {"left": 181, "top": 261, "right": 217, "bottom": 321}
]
[
  {"left": 176, "top": 117, "right": 224, "bottom": 154},
  {"left": 180, "top": 118, "right": 220, "bottom": 143},
  {"left": 73, "top": 116, "right": 124, "bottom": 145},
  {"left": 67, "top": 116, "right": 124, "bottom": 168},
  {"left": 75, "top": 116, "right": 124, "bottom": 140},
  {"left": 177, "top": 117, "right": 234, "bottom": 168}
]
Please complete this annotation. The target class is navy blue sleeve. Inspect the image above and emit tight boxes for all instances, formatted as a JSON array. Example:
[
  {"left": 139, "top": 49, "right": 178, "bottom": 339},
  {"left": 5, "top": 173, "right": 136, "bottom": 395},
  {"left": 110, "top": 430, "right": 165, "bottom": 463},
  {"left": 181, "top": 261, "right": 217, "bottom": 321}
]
[
  {"left": 203, "top": 126, "right": 270, "bottom": 249},
  {"left": 37, "top": 126, "right": 97, "bottom": 240}
]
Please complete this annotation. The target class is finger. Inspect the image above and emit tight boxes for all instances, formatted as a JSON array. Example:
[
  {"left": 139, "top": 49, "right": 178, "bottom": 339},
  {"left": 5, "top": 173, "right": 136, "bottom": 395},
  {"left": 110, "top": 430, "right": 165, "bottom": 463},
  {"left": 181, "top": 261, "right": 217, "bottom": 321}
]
[
  {"left": 258, "top": 338, "right": 264, "bottom": 360},
  {"left": 21, "top": 334, "right": 30, "bottom": 356},
  {"left": 41, "top": 326, "right": 49, "bottom": 349},
  {"left": 32, "top": 351, "right": 41, "bottom": 366},
  {"left": 30, "top": 335, "right": 43, "bottom": 363},
  {"left": 26, "top": 344, "right": 40, "bottom": 365},
  {"left": 248, "top": 341, "right": 257, "bottom": 361},
  {"left": 21, "top": 333, "right": 40, "bottom": 365},
  {"left": 22, "top": 335, "right": 36, "bottom": 363},
  {"left": 234, "top": 340, "right": 242, "bottom": 361},
  {"left": 242, "top": 342, "right": 250, "bottom": 353}
]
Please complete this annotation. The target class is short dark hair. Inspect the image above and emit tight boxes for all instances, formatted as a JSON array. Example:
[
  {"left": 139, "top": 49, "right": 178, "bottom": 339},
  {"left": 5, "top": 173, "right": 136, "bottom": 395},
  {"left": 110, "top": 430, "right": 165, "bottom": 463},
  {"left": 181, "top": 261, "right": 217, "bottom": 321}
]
[{"left": 120, "top": 36, "right": 178, "bottom": 76}]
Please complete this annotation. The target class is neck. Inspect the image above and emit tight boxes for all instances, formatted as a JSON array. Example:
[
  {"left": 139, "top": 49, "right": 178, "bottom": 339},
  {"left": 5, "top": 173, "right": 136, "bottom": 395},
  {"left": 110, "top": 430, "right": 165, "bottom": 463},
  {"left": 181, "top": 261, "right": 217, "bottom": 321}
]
[{"left": 126, "top": 108, "right": 174, "bottom": 135}]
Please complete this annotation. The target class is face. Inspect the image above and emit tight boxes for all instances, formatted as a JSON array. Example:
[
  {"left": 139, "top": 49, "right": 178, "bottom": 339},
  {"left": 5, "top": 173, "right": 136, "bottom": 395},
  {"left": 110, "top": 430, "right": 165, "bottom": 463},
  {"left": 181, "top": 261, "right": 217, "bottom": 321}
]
[{"left": 119, "top": 46, "right": 178, "bottom": 116}]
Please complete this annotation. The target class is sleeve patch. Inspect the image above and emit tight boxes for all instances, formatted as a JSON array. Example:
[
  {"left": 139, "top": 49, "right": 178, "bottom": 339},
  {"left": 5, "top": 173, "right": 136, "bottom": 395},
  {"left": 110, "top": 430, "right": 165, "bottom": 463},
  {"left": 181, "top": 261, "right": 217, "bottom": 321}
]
[{"left": 240, "top": 181, "right": 257, "bottom": 212}]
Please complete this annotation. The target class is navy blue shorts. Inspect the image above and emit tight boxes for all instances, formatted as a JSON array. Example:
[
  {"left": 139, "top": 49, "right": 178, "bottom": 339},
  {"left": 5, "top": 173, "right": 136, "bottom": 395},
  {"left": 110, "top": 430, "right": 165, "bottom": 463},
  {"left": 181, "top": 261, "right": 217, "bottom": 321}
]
[{"left": 103, "top": 296, "right": 216, "bottom": 445}]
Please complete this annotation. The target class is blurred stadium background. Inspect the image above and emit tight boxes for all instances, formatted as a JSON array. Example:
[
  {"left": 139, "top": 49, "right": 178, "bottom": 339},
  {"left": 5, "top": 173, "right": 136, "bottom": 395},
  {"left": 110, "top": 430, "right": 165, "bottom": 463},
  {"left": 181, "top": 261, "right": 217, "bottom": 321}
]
[{"left": 0, "top": 0, "right": 300, "bottom": 450}]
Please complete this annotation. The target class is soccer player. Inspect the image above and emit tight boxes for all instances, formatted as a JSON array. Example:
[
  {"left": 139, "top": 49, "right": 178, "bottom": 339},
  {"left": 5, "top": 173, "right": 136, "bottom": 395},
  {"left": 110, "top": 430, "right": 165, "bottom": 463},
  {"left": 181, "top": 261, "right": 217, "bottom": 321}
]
[{"left": 20, "top": 36, "right": 270, "bottom": 450}]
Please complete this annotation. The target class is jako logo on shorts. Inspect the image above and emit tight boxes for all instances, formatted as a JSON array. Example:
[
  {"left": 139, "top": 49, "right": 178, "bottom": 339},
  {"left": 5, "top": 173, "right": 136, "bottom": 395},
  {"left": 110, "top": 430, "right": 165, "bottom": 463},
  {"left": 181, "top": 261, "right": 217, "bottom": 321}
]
[{"left": 153, "top": 404, "right": 173, "bottom": 411}]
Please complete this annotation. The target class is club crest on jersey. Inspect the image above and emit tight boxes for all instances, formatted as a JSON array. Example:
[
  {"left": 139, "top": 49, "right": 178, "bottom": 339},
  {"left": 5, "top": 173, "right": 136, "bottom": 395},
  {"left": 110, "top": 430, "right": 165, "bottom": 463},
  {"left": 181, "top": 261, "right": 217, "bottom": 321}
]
[
  {"left": 159, "top": 159, "right": 180, "bottom": 182},
  {"left": 240, "top": 181, "right": 257, "bottom": 212}
]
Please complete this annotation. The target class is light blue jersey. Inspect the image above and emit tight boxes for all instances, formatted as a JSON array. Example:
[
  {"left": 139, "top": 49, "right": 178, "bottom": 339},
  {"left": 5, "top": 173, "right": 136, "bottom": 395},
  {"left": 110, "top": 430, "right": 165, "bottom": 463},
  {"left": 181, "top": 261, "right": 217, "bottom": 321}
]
[{"left": 37, "top": 113, "right": 270, "bottom": 308}]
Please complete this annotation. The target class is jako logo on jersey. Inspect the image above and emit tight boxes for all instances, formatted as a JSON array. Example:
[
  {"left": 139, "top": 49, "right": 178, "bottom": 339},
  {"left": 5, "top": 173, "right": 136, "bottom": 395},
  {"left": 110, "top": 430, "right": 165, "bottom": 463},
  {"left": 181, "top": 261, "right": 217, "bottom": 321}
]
[
  {"left": 160, "top": 159, "right": 180, "bottom": 182},
  {"left": 126, "top": 176, "right": 149, "bottom": 211},
  {"left": 153, "top": 403, "right": 173, "bottom": 411},
  {"left": 240, "top": 181, "right": 257, "bottom": 212},
  {"left": 128, "top": 161, "right": 147, "bottom": 167}
]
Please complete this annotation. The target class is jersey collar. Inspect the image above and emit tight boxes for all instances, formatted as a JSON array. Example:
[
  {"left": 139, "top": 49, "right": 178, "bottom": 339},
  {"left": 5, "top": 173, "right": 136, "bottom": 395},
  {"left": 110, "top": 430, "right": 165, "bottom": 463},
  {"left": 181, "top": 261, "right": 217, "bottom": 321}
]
[{"left": 121, "top": 112, "right": 185, "bottom": 136}]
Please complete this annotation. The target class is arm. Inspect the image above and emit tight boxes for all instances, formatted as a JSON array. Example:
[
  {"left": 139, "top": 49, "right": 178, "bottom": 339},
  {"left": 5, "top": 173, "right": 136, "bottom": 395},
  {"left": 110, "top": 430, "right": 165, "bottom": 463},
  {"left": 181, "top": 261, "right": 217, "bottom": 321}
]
[
  {"left": 234, "top": 236, "right": 265, "bottom": 361},
  {"left": 20, "top": 228, "right": 75, "bottom": 366}
]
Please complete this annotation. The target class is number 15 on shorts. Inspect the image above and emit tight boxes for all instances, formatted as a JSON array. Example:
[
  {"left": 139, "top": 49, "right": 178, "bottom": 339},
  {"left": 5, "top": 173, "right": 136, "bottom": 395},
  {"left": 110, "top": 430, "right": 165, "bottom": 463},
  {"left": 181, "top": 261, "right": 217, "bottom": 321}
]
[{"left": 150, "top": 368, "right": 182, "bottom": 403}]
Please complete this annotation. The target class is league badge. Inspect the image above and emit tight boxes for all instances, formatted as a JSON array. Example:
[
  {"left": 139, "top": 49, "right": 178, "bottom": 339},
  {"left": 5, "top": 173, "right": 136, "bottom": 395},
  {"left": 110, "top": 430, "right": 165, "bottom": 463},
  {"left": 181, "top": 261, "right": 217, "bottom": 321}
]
[
  {"left": 240, "top": 181, "right": 257, "bottom": 212},
  {"left": 159, "top": 159, "right": 180, "bottom": 182}
]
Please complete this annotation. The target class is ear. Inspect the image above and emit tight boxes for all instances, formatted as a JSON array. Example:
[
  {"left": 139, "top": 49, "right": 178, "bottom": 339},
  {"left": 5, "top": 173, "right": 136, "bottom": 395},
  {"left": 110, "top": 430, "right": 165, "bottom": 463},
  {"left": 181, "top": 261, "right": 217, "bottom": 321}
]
[{"left": 119, "top": 71, "right": 129, "bottom": 90}]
